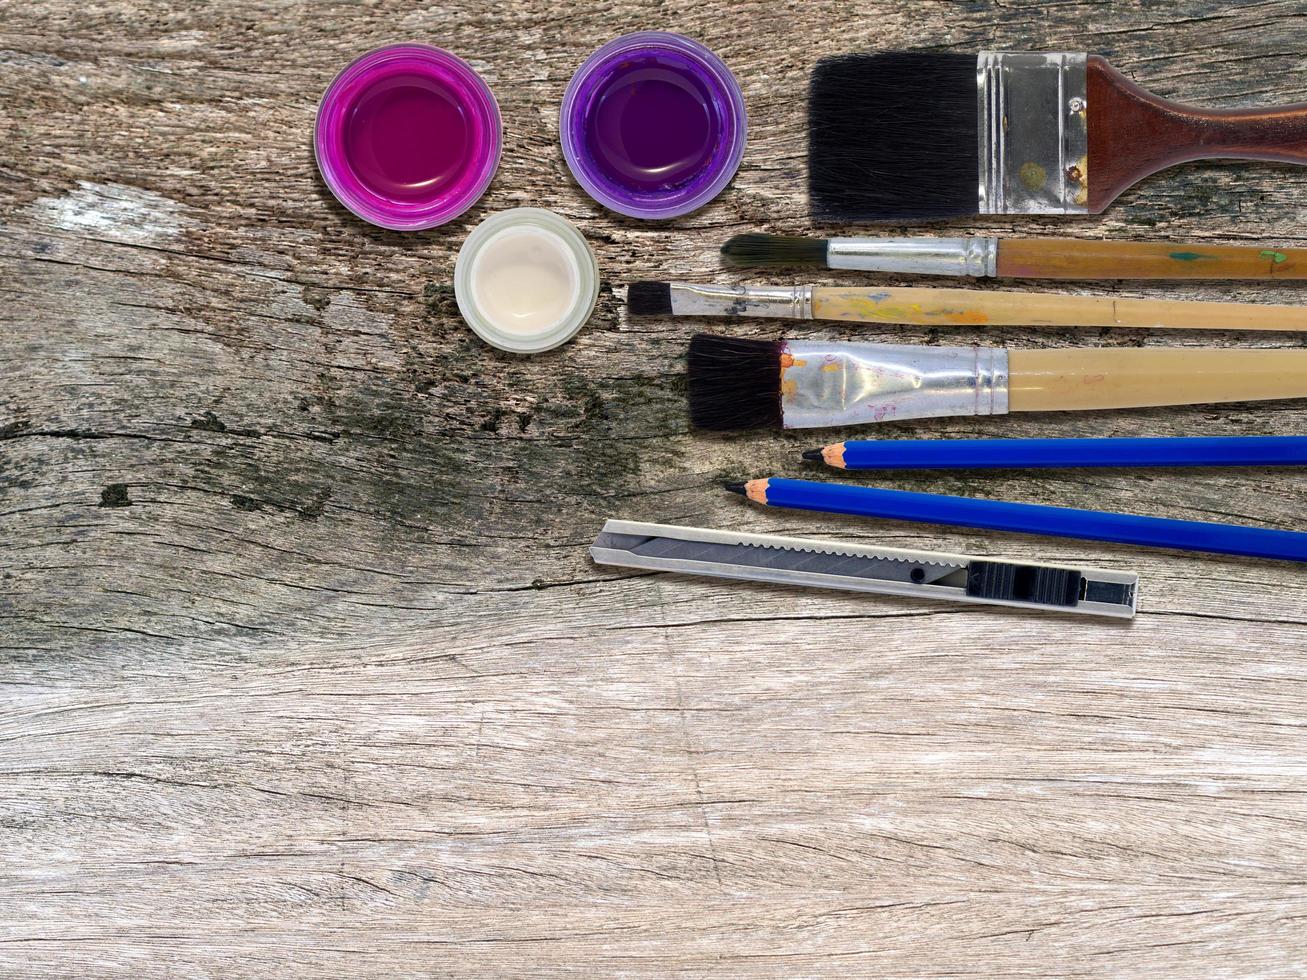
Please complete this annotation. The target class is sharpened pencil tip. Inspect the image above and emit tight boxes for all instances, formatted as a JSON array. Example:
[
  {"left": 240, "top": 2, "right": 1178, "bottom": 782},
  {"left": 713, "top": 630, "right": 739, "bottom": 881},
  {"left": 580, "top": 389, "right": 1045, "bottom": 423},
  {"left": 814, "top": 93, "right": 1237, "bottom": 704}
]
[
  {"left": 723, "top": 482, "right": 747, "bottom": 496},
  {"left": 801, "top": 449, "right": 824, "bottom": 462}
]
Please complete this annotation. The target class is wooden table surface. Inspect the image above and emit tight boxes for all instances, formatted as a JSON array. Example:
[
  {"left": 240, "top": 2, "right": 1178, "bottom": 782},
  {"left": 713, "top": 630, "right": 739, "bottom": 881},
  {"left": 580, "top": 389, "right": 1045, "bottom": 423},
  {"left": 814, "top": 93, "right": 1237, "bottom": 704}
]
[{"left": 4, "top": 1, "right": 1307, "bottom": 975}]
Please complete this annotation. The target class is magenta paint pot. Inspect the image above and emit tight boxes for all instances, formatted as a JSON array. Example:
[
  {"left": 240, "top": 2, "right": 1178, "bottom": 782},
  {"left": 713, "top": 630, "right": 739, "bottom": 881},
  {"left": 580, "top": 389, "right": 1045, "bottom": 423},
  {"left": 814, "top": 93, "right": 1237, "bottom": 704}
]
[
  {"left": 315, "top": 44, "right": 501, "bottom": 230},
  {"left": 560, "top": 32, "right": 747, "bottom": 220}
]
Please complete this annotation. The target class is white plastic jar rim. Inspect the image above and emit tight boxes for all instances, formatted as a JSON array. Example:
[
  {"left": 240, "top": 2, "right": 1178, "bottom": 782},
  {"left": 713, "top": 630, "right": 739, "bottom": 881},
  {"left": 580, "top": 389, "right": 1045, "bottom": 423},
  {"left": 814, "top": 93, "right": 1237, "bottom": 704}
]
[{"left": 455, "top": 208, "right": 600, "bottom": 354}]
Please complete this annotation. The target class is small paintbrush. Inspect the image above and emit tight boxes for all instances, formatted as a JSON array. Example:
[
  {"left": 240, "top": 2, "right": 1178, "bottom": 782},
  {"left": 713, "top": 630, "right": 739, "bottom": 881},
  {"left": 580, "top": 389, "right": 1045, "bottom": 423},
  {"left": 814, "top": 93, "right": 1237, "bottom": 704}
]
[
  {"left": 808, "top": 51, "right": 1307, "bottom": 221},
  {"left": 627, "top": 281, "right": 1307, "bottom": 331},
  {"left": 686, "top": 333, "right": 1307, "bottom": 430},
  {"left": 721, "top": 233, "right": 1307, "bottom": 280}
]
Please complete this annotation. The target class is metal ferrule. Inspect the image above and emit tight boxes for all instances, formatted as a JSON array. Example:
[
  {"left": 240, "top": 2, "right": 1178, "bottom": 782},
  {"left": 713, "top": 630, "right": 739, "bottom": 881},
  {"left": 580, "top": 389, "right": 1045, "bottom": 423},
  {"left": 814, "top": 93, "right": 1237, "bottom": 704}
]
[
  {"left": 779, "top": 340, "right": 1009, "bottom": 429},
  {"left": 977, "top": 51, "right": 1089, "bottom": 215},
  {"left": 668, "top": 282, "right": 813, "bottom": 319},
  {"left": 826, "top": 237, "right": 998, "bottom": 277}
]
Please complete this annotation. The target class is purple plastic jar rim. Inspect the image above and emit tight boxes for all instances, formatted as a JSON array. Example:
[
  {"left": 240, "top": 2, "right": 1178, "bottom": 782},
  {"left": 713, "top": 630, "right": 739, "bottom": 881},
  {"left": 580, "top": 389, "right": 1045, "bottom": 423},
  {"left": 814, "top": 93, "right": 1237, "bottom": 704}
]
[
  {"left": 314, "top": 43, "right": 502, "bottom": 231},
  {"left": 559, "top": 31, "right": 747, "bottom": 220}
]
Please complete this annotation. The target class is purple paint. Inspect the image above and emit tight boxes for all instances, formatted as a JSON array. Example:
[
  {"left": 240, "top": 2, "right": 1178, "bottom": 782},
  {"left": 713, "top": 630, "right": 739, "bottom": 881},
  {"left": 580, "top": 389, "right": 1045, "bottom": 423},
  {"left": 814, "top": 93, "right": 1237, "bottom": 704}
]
[
  {"left": 584, "top": 52, "right": 717, "bottom": 193},
  {"left": 315, "top": 45, "right": 500, "bottom": 230},
  {"left": 561, "top": 32, "right": 747, "bottom": 220}
]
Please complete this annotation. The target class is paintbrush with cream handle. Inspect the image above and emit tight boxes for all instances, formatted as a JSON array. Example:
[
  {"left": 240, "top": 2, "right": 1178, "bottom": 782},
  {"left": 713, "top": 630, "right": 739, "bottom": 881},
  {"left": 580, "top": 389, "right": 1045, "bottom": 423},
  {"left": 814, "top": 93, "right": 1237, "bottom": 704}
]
[
  {"left": 687, "top": 334, "right": 1307, "bottom": 430},
  {"left": 629, "top": 281, "right": 1307, "bottom": 331},
  {"left": 722, "top": 233, "right": 1307, "bottom": 280}
]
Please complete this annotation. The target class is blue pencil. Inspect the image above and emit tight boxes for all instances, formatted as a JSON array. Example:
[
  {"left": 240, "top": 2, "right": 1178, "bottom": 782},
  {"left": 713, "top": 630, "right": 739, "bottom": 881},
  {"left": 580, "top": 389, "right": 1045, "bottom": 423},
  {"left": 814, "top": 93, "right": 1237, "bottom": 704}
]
[
  {"left": 725, "top": 477, "right": 1307, "bottom": 563},
  {"left": 805, "top": 435, "right": 1307, "bottom": 471}
]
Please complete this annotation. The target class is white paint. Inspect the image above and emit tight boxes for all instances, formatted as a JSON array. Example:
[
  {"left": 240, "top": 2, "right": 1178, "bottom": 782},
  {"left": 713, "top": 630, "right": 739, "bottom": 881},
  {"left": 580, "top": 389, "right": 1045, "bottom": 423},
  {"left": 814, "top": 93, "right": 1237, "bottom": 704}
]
[
  {"left": 468, "top": 225, "right": 580, "bottom": 336},
  {"left": 455, "top": 207, "right": 598, "bottom": 353},
  {"left": 32, "top": 180, "right": 193, "bottom": 246}
]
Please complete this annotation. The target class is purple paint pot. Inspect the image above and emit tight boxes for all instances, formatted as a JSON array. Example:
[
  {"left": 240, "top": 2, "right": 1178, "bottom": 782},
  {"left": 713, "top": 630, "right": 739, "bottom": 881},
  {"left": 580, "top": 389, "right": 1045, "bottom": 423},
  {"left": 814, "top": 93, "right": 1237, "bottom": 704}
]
[
  {"left": 560, "top": 32, "right": 747, "bottom": 220},
  {"left": 315, "top": 44, "right": 501, "bottom": 230}
]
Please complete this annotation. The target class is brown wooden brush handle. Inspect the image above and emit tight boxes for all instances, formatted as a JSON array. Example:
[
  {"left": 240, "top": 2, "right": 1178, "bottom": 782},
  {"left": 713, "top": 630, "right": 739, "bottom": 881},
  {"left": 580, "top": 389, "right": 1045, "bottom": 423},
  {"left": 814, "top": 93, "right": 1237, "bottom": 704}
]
[
  {"left": 808, "top": 286, "right": 1307, "bottom": 331},
  {"left": 1008, "top": 347, "right": 1307, "bottom": 412},
  {"left": 997, "top": 238, "right": 1307, "bottom": 279},
  {"left": 1087, "top": 56, "right": 1307, "bottom": 212}
]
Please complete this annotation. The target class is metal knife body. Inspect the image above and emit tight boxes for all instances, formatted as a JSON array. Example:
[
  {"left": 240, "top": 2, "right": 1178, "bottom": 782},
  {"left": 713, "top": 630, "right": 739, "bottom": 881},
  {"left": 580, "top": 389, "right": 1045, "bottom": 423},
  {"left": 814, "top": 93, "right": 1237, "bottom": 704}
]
[{"left": 591, "top": 520, "right": 1138, "bottom": 619}]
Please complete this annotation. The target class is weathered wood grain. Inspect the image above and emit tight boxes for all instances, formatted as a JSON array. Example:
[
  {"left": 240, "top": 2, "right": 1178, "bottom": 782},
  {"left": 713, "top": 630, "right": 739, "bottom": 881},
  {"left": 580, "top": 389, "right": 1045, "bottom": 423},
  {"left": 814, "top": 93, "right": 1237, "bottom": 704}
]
[{"left": 2, "top": 0, "right": 1307, "bottom": 975}]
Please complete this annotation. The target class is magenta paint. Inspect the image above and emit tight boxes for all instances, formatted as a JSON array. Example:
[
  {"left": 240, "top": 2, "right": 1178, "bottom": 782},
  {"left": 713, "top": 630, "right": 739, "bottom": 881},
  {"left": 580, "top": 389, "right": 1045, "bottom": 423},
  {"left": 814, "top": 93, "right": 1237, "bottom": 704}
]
[
  {"left": 315, "top": 44, "right": 501, "bottom": 230},
  {"left": 561, "top": 32, "right": 747, "bottom": 219}
]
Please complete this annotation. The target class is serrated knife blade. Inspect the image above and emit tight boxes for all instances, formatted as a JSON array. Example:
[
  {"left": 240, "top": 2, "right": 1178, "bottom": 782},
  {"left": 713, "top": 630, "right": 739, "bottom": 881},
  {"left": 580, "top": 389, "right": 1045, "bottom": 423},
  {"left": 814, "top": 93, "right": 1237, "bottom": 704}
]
[{"left": 594, "top": 531, "right": 962, "bottom": 584}]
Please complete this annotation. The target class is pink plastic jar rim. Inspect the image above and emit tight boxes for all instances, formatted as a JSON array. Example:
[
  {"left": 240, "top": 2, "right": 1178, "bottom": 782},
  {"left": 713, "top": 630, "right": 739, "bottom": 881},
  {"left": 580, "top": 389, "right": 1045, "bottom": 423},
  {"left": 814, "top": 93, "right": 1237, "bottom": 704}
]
[{"left": 315, "top": 44, "right": 502, "bottom": 231}]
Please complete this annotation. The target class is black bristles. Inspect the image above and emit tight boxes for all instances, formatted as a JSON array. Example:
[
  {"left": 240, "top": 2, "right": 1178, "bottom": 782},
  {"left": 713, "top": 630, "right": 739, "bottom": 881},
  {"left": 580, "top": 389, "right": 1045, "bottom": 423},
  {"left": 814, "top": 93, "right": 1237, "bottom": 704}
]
[
  {"left": 808, "top": 52, "right": 979, "bottom": 222},
  {"left": 720, "top": 233, "right": 830, "bottom": 268},
  {"left": 686, "top": 333, "right": 783, "bottom": 431},
  {"left": 627, "top": 281, "right": 673, "bottom": 316}
]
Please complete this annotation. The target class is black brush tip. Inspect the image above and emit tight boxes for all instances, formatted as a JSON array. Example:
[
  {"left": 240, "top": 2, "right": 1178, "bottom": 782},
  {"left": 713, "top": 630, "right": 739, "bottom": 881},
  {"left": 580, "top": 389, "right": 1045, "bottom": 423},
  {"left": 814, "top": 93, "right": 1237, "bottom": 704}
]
[
  {"left": 808, "top": 51, "right": 979, "bottom": 222},
  {"left": 723, "top": 482, "right": 747, "bottom": 495},
  {"left": 686, "top": 333, "right": 784, "bottom": 431},
  {"left": 801, "top": 449, "right": 824, "bottom": 462},
  {"left": 720, "top": 234, "right": 830, "bottom": 268},
  {"left": 627, "top": 281, "right": 673, "bottom": 316}
]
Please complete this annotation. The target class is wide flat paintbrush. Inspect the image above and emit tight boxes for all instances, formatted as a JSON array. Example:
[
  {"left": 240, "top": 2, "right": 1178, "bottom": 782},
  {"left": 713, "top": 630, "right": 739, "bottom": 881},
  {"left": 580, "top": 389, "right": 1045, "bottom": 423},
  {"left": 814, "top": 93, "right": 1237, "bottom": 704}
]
[
  {"left": 686, "top": 333, "right": 1307, "bottom": 430},
  {"left": 809, "top": 51, "right": 1307, "bottom": 221},
  {"left": 628, "top": 281, "right": 1307, "bottom": 331},
  {"left": 722, "top": 233, "right": 1307, "bottom": 280}
]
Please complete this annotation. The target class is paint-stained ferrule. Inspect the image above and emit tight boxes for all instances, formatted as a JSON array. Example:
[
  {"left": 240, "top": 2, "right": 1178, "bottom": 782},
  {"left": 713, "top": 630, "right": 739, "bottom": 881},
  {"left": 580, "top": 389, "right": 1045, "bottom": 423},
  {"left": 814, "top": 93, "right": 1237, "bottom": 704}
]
[
  {"left": 667, "top": 282, "right": 813, "bottom": 319},
  {"left": 779, "top": 340, "right": 1009, "bottom": 428},
  {"left": 977, "top": 52, "right": 1089, "bottom": 215},
  {"left": 827, "top": 237, "right": 999, "bottom": 277}
]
